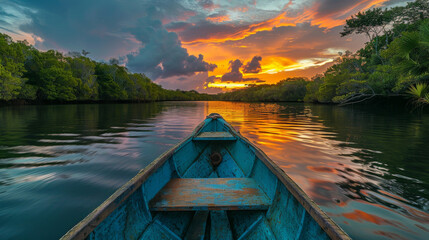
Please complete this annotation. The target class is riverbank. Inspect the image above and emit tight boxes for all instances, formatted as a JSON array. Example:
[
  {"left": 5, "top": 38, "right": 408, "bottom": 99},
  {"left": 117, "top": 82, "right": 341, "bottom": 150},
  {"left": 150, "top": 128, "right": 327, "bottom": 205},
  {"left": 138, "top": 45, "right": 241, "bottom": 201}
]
[{"left": 1, "top": 95, "right": 421, "bottom": 110}]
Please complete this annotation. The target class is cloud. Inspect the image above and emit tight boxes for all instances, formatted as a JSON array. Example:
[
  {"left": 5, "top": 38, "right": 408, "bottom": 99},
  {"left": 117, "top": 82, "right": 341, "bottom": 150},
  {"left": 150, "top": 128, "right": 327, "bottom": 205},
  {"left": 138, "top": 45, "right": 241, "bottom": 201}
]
[
  {"left": 173, "top": 0, "right": 393, "bottom": 44},
  {"left": 218, "top": 57, "right": 264, "bottom": 84},
  {"left": 5, "top": 0, "right": 217, "bottom": 79},
  {"left": 165, "top": 21, "right": 193, "bottom": 32},
  {"left": 198, "top": 0, "right": 218, "bottom": 10},
  {"left": 221, "top": 59, "right": 243, "bottom": 82},
  {"left": 243, "top": 56, "right": 262, "bottom": 73},
  {"left": 126, "top": 15, "right": 217, "bottom": 79},
  {"left": 156, "top": 71, "right": 221, "bottom": 92},
  {"left": 206, "top": 13, "right": 230, "bottom": 23},
  {"left": 1, "top": 0, "right": 405, "bottom": 91}
]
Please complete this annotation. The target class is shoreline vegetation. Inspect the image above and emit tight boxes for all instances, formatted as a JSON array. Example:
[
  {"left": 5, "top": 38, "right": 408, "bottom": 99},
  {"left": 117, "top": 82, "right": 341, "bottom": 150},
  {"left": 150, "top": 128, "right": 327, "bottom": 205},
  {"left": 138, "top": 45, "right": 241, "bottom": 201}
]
[
  {"left": 219, "top": 0, "right": 429, "bottom": 107},
  {"left": 1, "top": 0, "right": 428, "bottom": 108}
]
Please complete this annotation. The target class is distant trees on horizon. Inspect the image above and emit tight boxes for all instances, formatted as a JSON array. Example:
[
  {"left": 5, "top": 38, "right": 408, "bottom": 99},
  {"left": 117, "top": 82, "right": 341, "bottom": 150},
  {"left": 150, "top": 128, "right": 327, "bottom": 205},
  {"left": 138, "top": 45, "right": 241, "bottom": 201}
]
[
  {"left": 0, "top": 34, "right": 213, "bottom": 102},
  {"left": 1, "top": 0, "right": 428, "bottom": 106}
]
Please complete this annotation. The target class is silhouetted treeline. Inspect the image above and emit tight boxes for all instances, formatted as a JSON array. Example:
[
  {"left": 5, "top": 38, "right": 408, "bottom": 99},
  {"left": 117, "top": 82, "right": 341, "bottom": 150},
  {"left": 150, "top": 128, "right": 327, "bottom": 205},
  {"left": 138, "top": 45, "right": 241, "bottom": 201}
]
[
  {"left": 218, "top": 78, "right": 308, "bottom": 102},
  {"left": 0, "top": 35, "right": 213, "bottom": 102}
]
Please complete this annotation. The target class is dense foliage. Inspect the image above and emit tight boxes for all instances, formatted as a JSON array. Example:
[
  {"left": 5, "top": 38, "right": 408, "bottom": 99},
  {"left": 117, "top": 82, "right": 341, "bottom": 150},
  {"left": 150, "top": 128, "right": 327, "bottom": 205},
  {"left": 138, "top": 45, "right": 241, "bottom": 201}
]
[
  {"left": 0, "top": 36, "right": 213, "bottom": 102},
  {"left": 220, "top": 0, "right": 429, "bottom": 105}
]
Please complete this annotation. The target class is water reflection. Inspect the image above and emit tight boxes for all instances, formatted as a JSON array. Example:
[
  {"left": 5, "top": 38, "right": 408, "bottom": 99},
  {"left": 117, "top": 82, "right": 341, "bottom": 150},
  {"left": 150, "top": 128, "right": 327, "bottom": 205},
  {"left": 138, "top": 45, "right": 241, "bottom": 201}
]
[
  {"left": 204, "top": 102, "right": 429, "bottom": 239},
  {"left": 0, "top": 101, "right": 428, "bottom": 239}
]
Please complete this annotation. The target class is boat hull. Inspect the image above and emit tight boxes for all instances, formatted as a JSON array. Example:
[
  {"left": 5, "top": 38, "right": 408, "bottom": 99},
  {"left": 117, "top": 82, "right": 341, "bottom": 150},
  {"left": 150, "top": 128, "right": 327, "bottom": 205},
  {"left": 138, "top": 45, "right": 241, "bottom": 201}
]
[{"left": 62, "top": 113, "right": 350, "bottom": 240}]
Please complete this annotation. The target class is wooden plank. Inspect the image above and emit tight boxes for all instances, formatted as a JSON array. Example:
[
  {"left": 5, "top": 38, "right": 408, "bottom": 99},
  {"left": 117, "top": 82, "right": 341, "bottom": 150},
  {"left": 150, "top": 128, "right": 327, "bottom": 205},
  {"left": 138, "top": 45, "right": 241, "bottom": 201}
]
[
  {"left": 184, "top": 211, "right": 209, "bottom": 240},
  {"left": 149, "top": 178, "right": 270, "bottom": 211},
  {"left": 193, "top": 131, "right": 236, "bottom": 141}
]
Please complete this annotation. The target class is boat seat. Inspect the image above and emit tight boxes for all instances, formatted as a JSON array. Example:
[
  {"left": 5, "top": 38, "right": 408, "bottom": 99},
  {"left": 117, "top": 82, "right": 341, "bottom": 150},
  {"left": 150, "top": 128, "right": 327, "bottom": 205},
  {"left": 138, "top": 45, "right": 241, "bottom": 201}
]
[
  {"left": 193, "top": 132, "right": 236, "bottom": 141},
  {"left": 149, "top": 178, "right": 271, "bottom": 211}
]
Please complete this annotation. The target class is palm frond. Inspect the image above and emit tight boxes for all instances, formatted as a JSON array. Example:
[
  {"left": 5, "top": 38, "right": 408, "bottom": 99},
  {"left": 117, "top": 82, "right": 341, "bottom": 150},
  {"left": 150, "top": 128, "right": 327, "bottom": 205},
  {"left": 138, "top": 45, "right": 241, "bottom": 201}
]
[
  {"left": 407, "top": 83, "right": 428, "bottom": 98},
  {"left": 398, "top": 59, "right": 418, "bottom": 74},
  {"left": 398, "top": 32, "right": 420, "bottom": 58},
  {"left": 424, "top": 93, "right": 429, "bottom": 104},
  {"left": 419, "top": 21, "right": 429, "bottom": 48}
]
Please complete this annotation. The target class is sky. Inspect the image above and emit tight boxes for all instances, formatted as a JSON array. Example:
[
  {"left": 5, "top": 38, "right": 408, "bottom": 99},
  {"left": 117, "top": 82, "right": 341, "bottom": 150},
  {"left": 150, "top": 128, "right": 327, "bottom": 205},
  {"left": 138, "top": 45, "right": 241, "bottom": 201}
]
[{"left": 0, "top": 0, "right": 410, "bottom": 93}]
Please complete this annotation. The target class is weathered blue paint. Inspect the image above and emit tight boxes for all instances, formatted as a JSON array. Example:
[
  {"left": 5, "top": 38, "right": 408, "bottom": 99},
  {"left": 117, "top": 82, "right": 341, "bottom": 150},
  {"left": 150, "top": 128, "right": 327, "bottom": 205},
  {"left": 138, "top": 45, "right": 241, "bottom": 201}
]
[
  {"left": 184, "top": 211, "right": 209, "bottom": 240},
  {"left": 61, "top": 113, "right": 350, "bottom": 240},
  {"left": 181, "top": 146, "right": 213, "bottom": 178},
  {"left": 193, "top": 131, "right": 236, "bottom": 141},
  {"left": 215, "top": 150, "right": 245, "bottom": 178},
  {"left": 153, "top": 211, "right": 194, "bottom": 239},
  {"left": 210, "top": 211, "right": 233, "bottom": 240},
  {"left": 227, "top": 210, "right": 265, "bottom": 239},
  {"left": 149, "top": 178, "right": 271, "bottom": 211},
  {"left": 249, "top": 158, "right": 278, "bottom": 201},
  {"left": 226, "top": 140, "right": 256, "bottom": 176}
]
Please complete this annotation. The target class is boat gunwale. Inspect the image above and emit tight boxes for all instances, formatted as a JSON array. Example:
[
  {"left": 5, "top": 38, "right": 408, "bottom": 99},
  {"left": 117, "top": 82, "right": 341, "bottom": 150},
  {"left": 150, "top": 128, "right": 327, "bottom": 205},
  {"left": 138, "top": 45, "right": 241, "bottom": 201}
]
[
  {"left": 222, "top": 120, "right": 351, "bottom": 240},
  {"left": 61, "top": 114, "right": 351, "bottom": 240},
  {"left": 60, "top": 121, "right": 206, "bottom": 240}
]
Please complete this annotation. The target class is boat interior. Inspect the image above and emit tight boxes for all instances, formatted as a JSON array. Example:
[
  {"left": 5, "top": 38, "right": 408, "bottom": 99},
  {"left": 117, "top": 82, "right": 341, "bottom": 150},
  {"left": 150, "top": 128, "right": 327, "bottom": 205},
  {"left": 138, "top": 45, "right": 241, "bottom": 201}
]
[{"left": 86, "top": 114, "right": 330, "bottom": 240}]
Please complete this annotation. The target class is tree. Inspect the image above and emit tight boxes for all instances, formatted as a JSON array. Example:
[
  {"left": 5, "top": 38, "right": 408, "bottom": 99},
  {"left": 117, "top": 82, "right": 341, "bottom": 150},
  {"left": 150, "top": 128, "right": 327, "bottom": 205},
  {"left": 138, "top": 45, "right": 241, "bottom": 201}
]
[
  {"left": 341, "top": 8, "right": 392, "bottom": 55},
  {"left": 304, "top": 74, "right": 323, "bottom": 102},
  {"left": 81, "top": 49, "right": 90, "bottom": 56},
  {"left": 0, "top": 34, "right": 27, "bottom": 100},
  {"left": 395, "top": 21, "right": 429, "bottom": 75},
  {"left": 95, "top": 63, "right": 126, "bottom": 100},
  {"left": 68, "top": 56, "right": 98, "bottom": 99},
  {"left": 398, "top": 0, "right": 429, "bottom": 25},
  {"left": 38, "top": 66, "right": 79, "bottom": 100},
  {"left": 0, "top": 63, "right": 22, "bottom": 100}
]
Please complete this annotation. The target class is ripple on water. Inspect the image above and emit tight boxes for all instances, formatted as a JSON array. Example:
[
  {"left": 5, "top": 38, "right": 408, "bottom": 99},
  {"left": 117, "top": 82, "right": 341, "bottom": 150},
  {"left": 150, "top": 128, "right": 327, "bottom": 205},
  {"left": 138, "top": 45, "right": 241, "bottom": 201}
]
[{"left": 0, "top": 101, "right": 428, "bottom": 240}]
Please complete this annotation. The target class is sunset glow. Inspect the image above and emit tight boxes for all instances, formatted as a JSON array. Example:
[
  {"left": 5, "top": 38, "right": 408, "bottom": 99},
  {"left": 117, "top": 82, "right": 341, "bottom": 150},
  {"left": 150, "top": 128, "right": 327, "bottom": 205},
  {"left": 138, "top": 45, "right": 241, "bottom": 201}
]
[{"left": 0, "top": 0, "right": 406, "bottom": 92}]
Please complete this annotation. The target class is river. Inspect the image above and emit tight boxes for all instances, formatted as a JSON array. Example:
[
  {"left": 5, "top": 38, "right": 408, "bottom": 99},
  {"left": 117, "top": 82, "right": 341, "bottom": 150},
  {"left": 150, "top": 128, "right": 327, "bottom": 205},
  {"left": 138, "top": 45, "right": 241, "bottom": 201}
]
[{"left": 0, "top": 101, "right": 428, "bottom": 239}]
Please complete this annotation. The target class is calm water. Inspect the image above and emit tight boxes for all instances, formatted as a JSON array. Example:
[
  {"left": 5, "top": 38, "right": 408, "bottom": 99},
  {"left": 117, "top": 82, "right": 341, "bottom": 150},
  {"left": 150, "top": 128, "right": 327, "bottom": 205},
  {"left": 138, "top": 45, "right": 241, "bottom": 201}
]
[{"left": 0, "top": 101, "right": 428, "bottom": 239}]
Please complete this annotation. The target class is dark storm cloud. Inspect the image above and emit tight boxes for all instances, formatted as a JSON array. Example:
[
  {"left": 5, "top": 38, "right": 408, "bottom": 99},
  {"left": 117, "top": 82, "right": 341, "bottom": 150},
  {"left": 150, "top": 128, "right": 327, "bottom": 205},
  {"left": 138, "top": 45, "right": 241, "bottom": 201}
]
[
  {"left": 221, "top": 59, "right": 243, "bottom": 82},
  {"left": 126, "top": 15, "right": 217, "bottom": 79},
  {"left": 315, "top": 0, "right": 362, "bottom": 18},
  {"left": 175, "top": 19, "right": 247, "bottom": 43},
  {"left": 165, "top": 22, "right": 193, "bottom": 31},
  {"left": 220, "top": 58, "right": 264, "bottom": 82},
  {"left": 8, "top": 0, "right": 215, "bottom": 79},
  {"left": 242, "top": 56, "right": 262, "bottom": 73},
  {"left": 314, "top": 0, "right": 410, "bottom": 20},
  {"left": 198, "top": 0, "right": 216, "bottom": 9},
  {"left": 156, "top": 72, "right": 217, "bottom": 92}
]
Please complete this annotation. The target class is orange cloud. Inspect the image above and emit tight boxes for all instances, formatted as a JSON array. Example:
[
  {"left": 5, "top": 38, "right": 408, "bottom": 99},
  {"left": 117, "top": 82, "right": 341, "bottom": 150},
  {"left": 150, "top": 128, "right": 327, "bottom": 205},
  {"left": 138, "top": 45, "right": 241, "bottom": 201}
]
[
  {"left": 233, "top": 6, "right": 249, "bottom": 13},
  {"left": 311, "top": 0, "right": 390, "bottom": 28},
  {"left": 182, "top": 0, "right": 390, "bottom": 45},
  {"left": 183, "top": 10, "right": 309, "bottom": 44},
  {"left": 206, "top": 15, "right": 230, "bottom": 23}
]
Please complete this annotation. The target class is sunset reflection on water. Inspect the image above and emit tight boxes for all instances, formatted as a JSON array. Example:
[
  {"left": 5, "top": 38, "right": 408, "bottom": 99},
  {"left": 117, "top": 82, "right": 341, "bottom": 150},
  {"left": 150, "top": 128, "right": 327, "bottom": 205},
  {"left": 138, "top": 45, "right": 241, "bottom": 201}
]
[
  {"left": 203, "top": 101, "right": 429, "bottom": 239},
  {"left": 0, "top": 101, "right": 428, "bottom": 239}
]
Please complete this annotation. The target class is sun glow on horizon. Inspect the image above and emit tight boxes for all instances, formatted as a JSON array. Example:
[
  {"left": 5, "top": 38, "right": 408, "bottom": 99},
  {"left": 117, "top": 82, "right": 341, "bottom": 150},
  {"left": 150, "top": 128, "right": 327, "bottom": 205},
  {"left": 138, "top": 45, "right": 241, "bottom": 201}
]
[{"left": 207, "top": 82, "right": 259, "bottom": 89}]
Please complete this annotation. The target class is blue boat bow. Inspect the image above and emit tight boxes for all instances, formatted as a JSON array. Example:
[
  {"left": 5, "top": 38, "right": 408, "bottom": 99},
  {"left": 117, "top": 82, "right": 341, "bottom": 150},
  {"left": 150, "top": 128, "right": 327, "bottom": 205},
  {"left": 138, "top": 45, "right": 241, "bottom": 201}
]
[{"left": 61, "top": 113, "right": 350, "bottom": 240}]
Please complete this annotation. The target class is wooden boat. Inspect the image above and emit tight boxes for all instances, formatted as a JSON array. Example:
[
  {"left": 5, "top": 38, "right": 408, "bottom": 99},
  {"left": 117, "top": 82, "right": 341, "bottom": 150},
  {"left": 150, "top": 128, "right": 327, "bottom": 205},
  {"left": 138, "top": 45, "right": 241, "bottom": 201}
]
[{"left": 61, "top": 113, "right": 350, "bottom": 240}]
